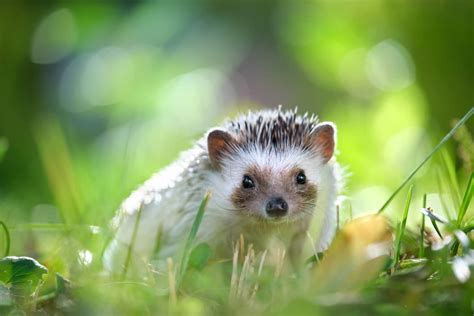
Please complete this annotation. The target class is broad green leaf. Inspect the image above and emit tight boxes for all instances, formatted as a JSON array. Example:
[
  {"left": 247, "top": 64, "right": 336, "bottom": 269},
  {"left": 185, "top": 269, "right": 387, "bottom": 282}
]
[{"left": 0, "top": 256, "right": 48, "bottom": 297}]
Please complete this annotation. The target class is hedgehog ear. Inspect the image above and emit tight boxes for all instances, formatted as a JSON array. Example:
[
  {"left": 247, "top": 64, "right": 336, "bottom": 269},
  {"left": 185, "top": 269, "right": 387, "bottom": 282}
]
[
  {"left": 207, "top": 129, "right": 236, "bottom": 169},
  {"left": 310, "top": 122, "right": 336, "bottom": 163}
]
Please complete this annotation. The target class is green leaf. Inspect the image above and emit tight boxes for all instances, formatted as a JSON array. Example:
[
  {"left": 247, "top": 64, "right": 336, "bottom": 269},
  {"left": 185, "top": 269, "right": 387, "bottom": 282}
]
[
  {"left": 188, "top": 243, "right": 212, "bottom": 271},
  {"left": 0, "top": 256, "right": 48, "bottom": 298}
]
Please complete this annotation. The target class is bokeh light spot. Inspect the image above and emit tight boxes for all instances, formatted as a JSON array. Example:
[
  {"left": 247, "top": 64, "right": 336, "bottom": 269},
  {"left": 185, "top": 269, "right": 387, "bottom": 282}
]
[
  {"left": 366, "top": 39, "right": 415, "bottom": 91},
  {"left": 155, "top": 68, "right": 235, "bottom": 132},
  {"left": 338, "top": 48, "right": 375, "bottom": 98},
  {"left": 31, "top": 8, "right": 77, "bottom": 64},
  {"left": 80, "top": 47, "right": 133, "bottom": 107}
]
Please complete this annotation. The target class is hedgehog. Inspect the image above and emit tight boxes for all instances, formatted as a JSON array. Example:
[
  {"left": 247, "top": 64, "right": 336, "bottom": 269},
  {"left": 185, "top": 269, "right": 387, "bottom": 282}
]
[{"left": 104, "top": 107, "right": 342, "bottom": 274}]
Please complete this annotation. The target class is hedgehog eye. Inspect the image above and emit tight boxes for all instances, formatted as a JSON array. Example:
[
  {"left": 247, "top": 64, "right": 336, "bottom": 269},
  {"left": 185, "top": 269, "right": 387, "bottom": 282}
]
[
  {"left": 296, "top": 171, "right": 306, "bottom": 185},
  {"left": 242, "top": 175, "right": 255, "bottom": 189}
]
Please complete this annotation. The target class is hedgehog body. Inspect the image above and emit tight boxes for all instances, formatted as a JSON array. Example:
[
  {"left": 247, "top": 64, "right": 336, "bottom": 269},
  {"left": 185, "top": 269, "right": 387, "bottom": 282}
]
[{"left": 104, "top": 108, "right": 342, "bottom": 274}]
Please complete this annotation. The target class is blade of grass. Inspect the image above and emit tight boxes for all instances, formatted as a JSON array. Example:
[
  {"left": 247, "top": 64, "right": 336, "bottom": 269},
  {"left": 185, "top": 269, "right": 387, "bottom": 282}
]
[
  {"left": 462, "top": 224, "right": 474, "bottom": 234},
  {"left": 419, "top": 194, "right": 426, "bottom": 258},
  {"left": 167, "top": 257, "right": 177, "bottom": 305},
  {"left": 0, "top": 220, "right": 10, "bottom": 256},
  {"left": 435, "top": 167, "right": 455, "bottom": 220},
  {"left": 441, "top": 149, "right": 462, "bottom": 209},
  {"left": 34, "top": 117, "right": 84, "bottom": 224},
  {"left": 451, "top": 172, "right": 473, "bottom": 253},
  {"left": 394, "top": 184, "right": 414, "bottom": 267},
  {"left": 431, "top": 218, "right": 444, "bottom": 240},
  {"left": 121, "top": 203, "right": 144, "bottom": 279},
  {"left": 10, "top": 223, "right": 101, "bottom": 232},
  {"left": 177, "top": 191, "right": 211, "bottom": 284},
  {"left": 378, "top": 107, "right": 473, "bottom": 214},
  {"left": 456, "top": 172, "right": 473, "bottom": 227},
  {"left": 249, "top": 250, "right": 267, "bottom": 303},
  {"left": 229, "top": 243, "right": 239, "bottom": 302}
]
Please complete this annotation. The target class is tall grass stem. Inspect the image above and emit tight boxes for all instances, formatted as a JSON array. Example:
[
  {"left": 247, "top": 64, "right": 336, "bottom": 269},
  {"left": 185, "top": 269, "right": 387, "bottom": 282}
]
[
  {"left": 395, "top": 184, "right": 414, "bottom": 266},
  {"left": 378, "top": 107, "right": 473, "bottom": 214},
  {"left": 419, "top": 194, "right": 427, "bottom": 258}
]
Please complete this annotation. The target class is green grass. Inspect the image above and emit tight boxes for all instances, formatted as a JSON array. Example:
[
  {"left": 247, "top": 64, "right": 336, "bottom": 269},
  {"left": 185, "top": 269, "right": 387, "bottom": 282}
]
[
  {"left": 178, "top": 191, "right": 211, "bottom": 284},
  {"left": 394, "top": 184, "right": 413, "bottom": 267},
  {"left": 377, "top": 107, "right": 473, "bottom": 214},
  {"left": 457, "top": 172, "right": 473, "bottom": 227},
  {"left": 0, "top": 221, "right": 10, "bottom": 257},
  {"left": 0, "top": 109, "right": 473, "bottom": 315},
  {"left": 122, "top": 203, "right": 144, "bottom": 279},
  {"left": 419, "top": 194, "right": 426, "bottom": 258}
]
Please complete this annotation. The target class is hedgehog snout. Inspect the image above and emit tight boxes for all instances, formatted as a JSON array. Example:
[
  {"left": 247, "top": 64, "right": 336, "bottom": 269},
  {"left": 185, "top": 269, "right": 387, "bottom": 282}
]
[{"left": 265, "top": 196, "right": 289, "bottom": 217}]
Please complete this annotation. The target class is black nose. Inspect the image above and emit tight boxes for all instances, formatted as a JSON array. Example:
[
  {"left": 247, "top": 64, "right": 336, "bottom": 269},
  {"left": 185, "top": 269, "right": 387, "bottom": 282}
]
[{"left": 265, "top": 197, "right": 288, "bottom": 217}]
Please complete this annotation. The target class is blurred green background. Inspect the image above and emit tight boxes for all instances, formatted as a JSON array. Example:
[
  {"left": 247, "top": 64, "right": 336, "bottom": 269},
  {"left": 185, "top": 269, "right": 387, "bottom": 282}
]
[{"left": 0, "top": 0, "right": 472, "bottom": 259}]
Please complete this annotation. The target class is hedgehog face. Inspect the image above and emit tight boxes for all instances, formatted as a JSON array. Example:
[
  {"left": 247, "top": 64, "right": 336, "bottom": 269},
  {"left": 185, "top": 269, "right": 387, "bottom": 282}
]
[
  {"left": 206, "top": 109, "right": 336, "bottom": 222},
  {"left": 229, "top": 162, "right": 318, "bottom": 220}
]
